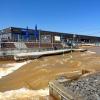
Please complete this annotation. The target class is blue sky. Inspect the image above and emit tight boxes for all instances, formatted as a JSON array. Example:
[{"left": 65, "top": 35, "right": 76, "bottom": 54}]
[{"left": 0, "top": 0, "right": 100, "bottom": 36}]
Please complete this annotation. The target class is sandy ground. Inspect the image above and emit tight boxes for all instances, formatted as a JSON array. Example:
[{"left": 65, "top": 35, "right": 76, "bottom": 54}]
[{"left": 0, "top": 46, "right": 100, "bottom": 99}]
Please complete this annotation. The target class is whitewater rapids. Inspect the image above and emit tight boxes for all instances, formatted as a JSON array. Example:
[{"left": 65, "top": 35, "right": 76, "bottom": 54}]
[
  {"left": 0, "top": 88, "right": 49, "bottom": 100},
  {"left": 0, "top": 60, "right": 31, "bottom": 79}
]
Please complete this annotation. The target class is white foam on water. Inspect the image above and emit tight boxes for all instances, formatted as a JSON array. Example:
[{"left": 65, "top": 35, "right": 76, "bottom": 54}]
[
  {"left": 56, "top": 70, "right": 81, "bottom": 76},
  {"left": 0, "top": 88, "right": 49, "bottom": 100},
  {"left": 0, "top": 60, "right": 31, "bottom": 79},
  {"left": 62, "top": 58, "right": 69, "bottom": 62},
  {"left": 60, "top": 61, "right": 64, "bottom": 64},
  {"left": 41, "top": 64, "right": 49, "bottom": 67},
  {"left": 87, "top": 51, "right": 96, "bottom": 54},
  {"left": 81, "top": 51, "right": 96, "bottom": 56}
]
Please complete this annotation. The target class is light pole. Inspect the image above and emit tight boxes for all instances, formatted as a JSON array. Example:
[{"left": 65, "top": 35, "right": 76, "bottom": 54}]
[
  {"left": 70, "top": 44, "right": 73, "bottom": 58},
  {"left": 73, "top": 34, "right": 76, "bottom": 47},
  {"left": 63, "top": 40, "right": 65, "bottom": 56},
  {"left": 52, "top": 34, "right": 54, "bottom": 50},
  {"left": 39, "top": 30, "right": 41, "bottom": 51},
  {"left": 70, "top": 34, "right": 76, "bottom": 58}
]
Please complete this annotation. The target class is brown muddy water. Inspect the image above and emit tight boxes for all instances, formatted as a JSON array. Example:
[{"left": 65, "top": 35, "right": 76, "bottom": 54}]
[{"left": 0, "top": 46, "right": 100, "bottom": 100}]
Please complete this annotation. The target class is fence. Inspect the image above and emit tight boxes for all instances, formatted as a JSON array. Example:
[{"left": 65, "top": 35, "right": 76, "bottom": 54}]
[{"left": 0, "top": 42, "right": 64, "bottom": 56}]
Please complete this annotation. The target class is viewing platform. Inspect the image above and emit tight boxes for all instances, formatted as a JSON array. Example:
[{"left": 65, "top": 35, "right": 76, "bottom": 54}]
[{"left": 14, "top": 48, "right": 86, "bottom": 61}]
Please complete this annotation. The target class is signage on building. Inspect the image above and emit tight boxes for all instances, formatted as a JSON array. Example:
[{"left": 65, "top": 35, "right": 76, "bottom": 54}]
[
  {"left": 12, "top": 28, "right": 21, "bottom": 33},
  {"left": 54, "top": 36, "right": 61, "bottom": 41}
]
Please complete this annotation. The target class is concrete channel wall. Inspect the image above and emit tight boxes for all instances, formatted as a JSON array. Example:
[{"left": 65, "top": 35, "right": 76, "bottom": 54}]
[{"left": 49, "top": 81, "right": 83, "bottom": 100}]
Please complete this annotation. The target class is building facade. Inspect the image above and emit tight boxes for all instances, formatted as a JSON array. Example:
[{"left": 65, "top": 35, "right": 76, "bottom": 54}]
[
  {"left": 0, "top": 27, "right": 100, "bottom": 49},
  {"left": 0, "top": 27, "right": 100, "bottom": 57},
  {"left": 0, "top": 27, "right": 100, "bottom": 42}
]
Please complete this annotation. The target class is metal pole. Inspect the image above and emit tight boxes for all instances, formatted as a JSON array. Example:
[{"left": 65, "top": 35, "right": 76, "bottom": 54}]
[
  {"left": 70, "top": 36, "right": 73, "bottom": 59},
  {"left": 62, "top": 41, "right": 64, "bottom": 56},
  {"left": 52, "top": 34, "right": 54, "bottom": 50},
  {"left": 39, "top": 30, "right": 41, "bottom": 51},
  {"left": 63, "top": 46, "right": 64, "bottom": 56},
  {"left": 70, "top": 45, "right": 72, "bottom": 58}
]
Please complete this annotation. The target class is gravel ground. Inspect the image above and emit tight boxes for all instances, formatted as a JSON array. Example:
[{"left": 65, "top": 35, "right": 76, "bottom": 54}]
[{"left": 64, "top": 72, "right": 100, "bottom": 100}]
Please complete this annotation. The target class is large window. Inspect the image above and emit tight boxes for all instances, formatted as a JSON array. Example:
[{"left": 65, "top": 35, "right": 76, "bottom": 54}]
[
  {"left": 28, "top": 34, "right": 34, "bottom": 41},
  {"left": 13, "top": 33, "right": 18, "bottom": 41},
  {"left": 41, "top": 35, "right": 51, "bottom": 43}
]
